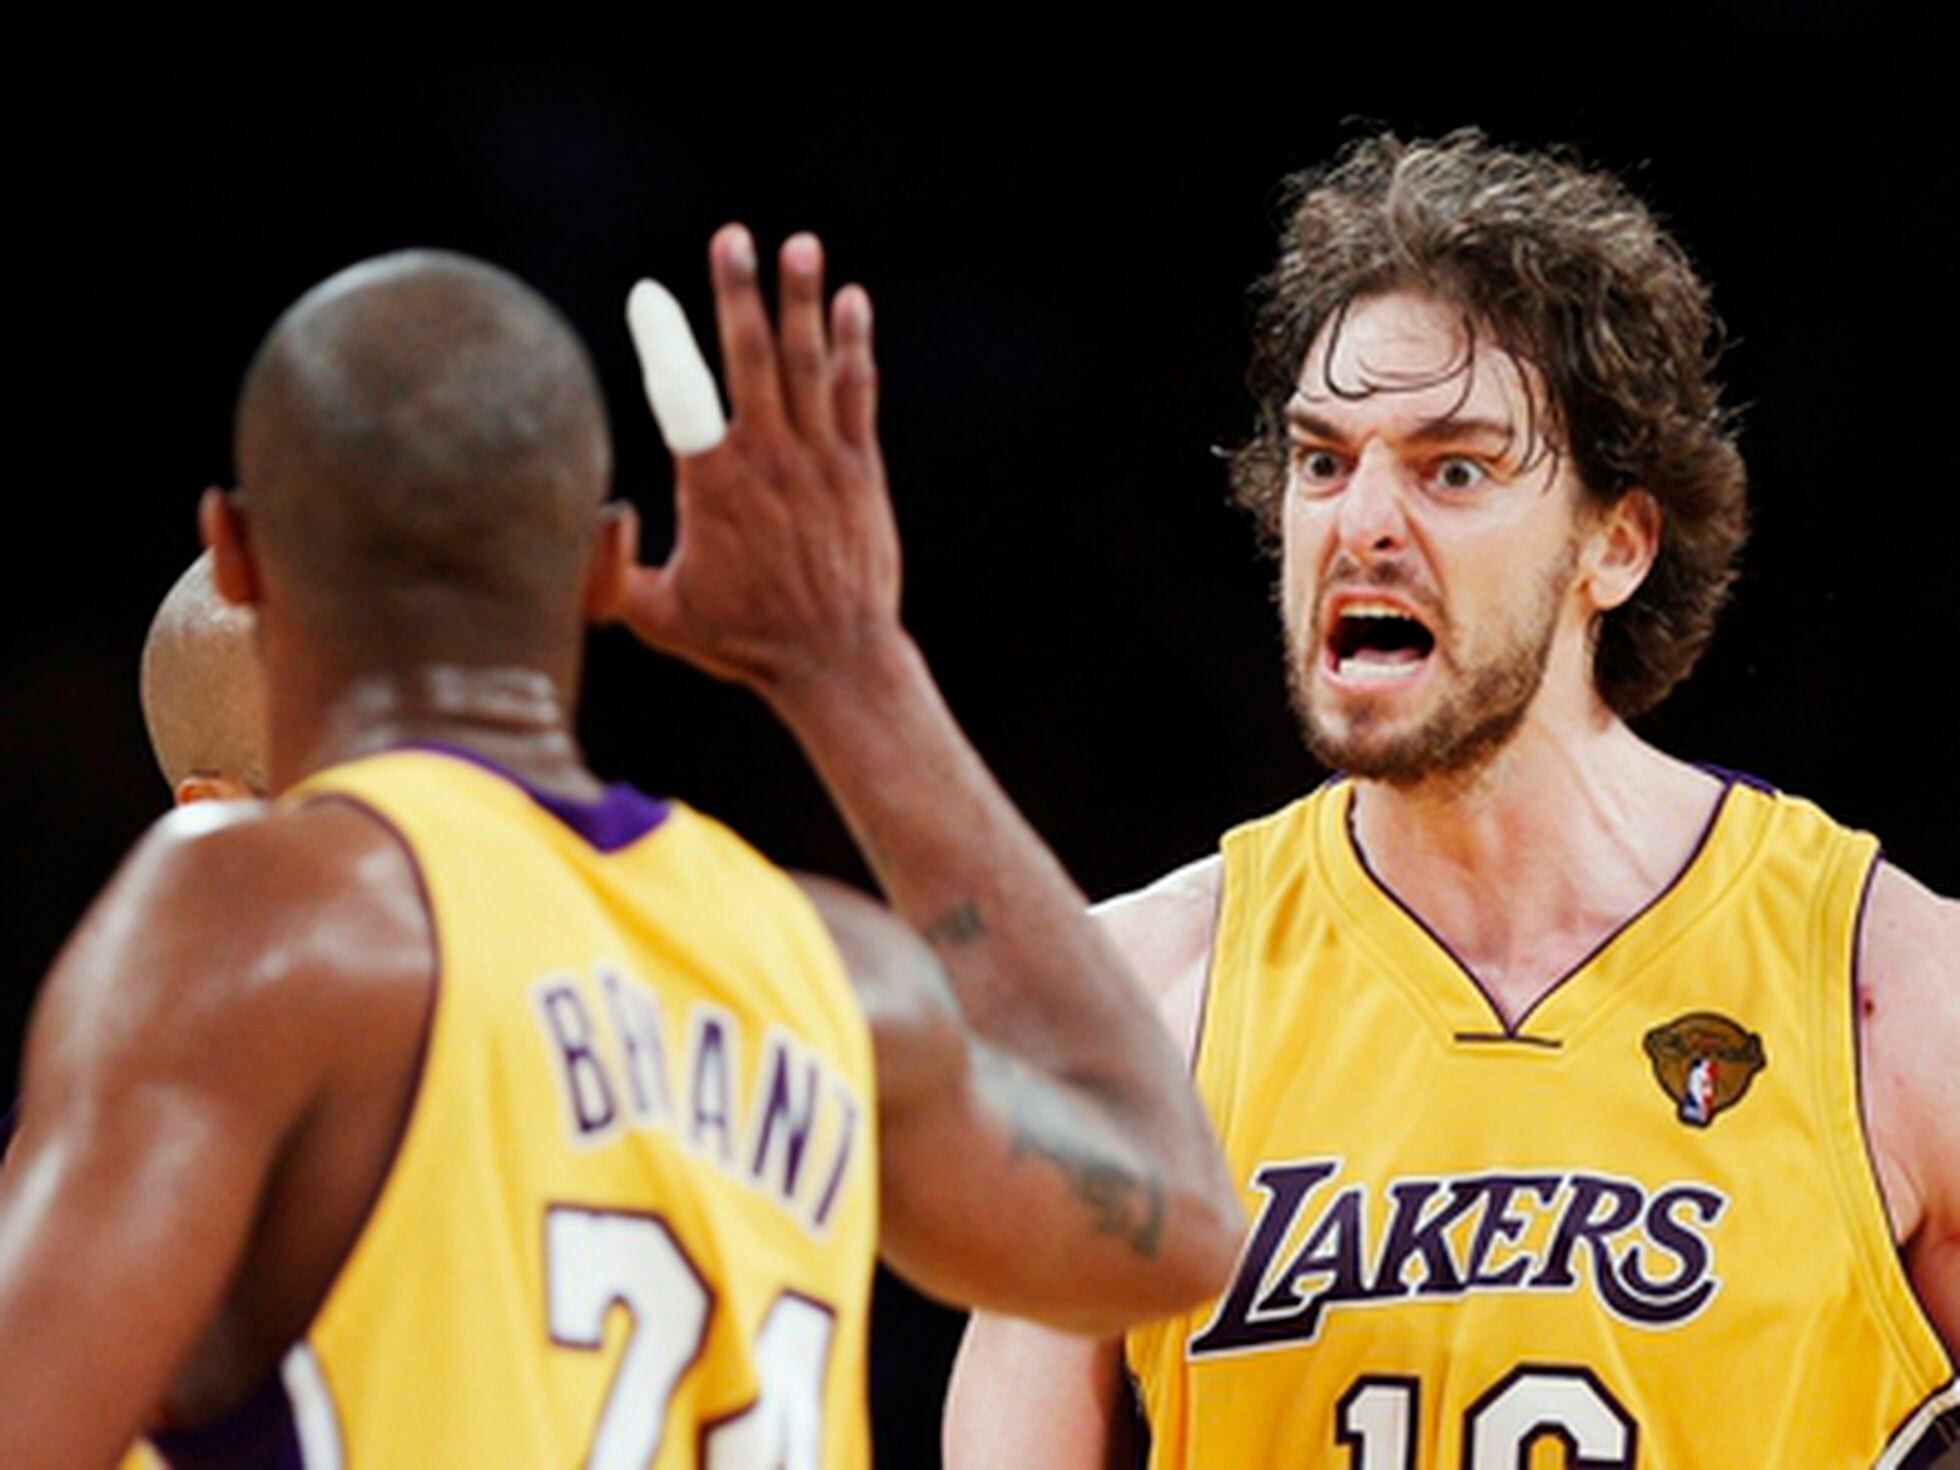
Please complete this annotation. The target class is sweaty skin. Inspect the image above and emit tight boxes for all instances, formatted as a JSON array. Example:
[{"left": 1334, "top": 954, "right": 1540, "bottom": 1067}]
[
  {"left": 0, "top": 237, "right": 1239, "bottom": 1470},
  {"left": 944, "top": 292, "right": 1959, "bottom": 1469}
]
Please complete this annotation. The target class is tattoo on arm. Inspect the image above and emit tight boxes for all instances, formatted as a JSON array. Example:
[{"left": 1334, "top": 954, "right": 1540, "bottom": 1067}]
[
  {"left": 924, "top": 899, "right": 987, "bottom": 951},
  {"left": 1011, "top": 1115, "right": 1166, "bottom": 1260}
]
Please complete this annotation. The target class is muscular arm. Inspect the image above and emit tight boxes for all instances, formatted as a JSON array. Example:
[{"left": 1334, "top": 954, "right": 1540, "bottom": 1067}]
[
  {"left": 1860, "top": 861, "right": 1960, "bottom": 1353},
  {"left": 0, "top": 806, "right": 318, "bottom": 1468},
  {"left": 944, "top": 858, "right": 1224, "bottom": 1465},
  {"left": 0, "top": 801, "right": 429, "bottom": 1469},
  {"left": 808, "top": 876, "right": 1190, "bottom": 1326},
  {"left": 783, "top": 655, "right": 1234, "bottom": 1331},
  {"left": 618, "top": 230, "right": 1239, "bottom": 1331}
]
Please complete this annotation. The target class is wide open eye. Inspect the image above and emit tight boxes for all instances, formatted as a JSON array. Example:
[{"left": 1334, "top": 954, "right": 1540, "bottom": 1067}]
[
  {"left": 1291, "top": 446, "right": 1345, "bottom": 485},
  {"left": 1430, "top": 456, "right": 1488, "bottom": 493}
]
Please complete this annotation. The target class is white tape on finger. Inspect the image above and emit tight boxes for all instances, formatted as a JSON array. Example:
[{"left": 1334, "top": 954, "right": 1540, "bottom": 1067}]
[{"left": 626, "top": 279, "right": 728, "bottom": 456}]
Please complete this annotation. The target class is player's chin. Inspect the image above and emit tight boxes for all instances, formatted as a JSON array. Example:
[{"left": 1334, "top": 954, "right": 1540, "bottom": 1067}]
[
  {"left": 1301, "top": 701, "right": 1436, "bottom": 783},
  {"left": 1307, "top": 663, "right": 1437, "bottom": 737}
]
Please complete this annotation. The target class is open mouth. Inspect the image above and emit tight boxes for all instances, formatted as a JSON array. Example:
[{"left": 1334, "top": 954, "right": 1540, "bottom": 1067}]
[{"left": 1325, "top": 600, "right": 1437, "bottom": 683}]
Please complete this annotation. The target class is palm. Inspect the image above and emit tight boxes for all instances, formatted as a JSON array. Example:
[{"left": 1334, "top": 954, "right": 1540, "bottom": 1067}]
[{"left": 623, "top": 227, "right": 900, "bottom": 693}]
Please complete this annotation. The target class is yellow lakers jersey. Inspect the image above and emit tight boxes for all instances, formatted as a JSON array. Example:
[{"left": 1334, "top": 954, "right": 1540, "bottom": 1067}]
[
  {"left": 162, "top": 748, "right": 878, "bottom": 1468},
  {"left": 1127, "top": 777, "right": 1956, "bottom": 1468}
]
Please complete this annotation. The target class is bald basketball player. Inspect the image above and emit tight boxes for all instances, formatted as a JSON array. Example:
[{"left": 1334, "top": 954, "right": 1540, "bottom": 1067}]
[
  {"left": 139, "top": 552, "right": 268, "bottom": 804},
  {"left": 0, "top": 556, "right": 262, "bottom": 1470},
  {"left": 0, "top": 233, "right": 1238, "bottom": 1468}
]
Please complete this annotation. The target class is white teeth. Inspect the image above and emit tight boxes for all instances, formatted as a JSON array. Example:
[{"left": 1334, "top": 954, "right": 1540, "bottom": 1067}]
[
  {"left": 1342, "top": 602, "right": 1411, "bottom": 620},
  {"left": 1336, "top": 655, "right": 1420, "bottom": 682}
]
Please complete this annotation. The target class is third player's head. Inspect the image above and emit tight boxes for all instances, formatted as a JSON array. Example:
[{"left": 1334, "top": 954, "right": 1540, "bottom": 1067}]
[
  {"left": 1232, "top": 131, "right": 1747, "bottom": 786},
  {"left": 205, "top": 251, "right": 632, "bottom": 764},
  {"left": 141, "top": 551, "right": 268, "bottom": 804}
]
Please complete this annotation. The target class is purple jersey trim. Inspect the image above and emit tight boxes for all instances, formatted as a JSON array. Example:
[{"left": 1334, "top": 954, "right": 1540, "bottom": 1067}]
[
  {"left": 149, "top": 1371, "right": 304, "bottom": 1470},
  {"left": 399, "top": 740, "right": 670, "bottom": 853},
  {"left": 1849, "top": 848, "right": 1890, "bottom": 1209},
  {"left": 1344, "top": 775, "right": 1739, "bottom": 1040},
  {"left": 1119, "top": 1359, "right": 1153, "bottom": 1467},
  {"left": 1890, "top": 1380, "right": 1960, "bottom": 1468},
  {"left": 1185, "top": 861, "right": 1228, "bottom": 1084},
  {"left": 1850, "top": 852, "right": 1960, "bottom": 1398},
  {"left": 1452, "top": 1030, "right": 1562, "bottom": 1050},
  {"left": 0, "top": 1097, "right": 17, "bottom": 1155},
  {"left": 1693, "top": 761, "right": 1778, "bottom": 795}
]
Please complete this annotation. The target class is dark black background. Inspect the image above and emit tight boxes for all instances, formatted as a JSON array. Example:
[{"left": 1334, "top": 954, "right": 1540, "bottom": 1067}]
[{"left": 6, "top": 15, "right": 1954, "bottom": 1464}]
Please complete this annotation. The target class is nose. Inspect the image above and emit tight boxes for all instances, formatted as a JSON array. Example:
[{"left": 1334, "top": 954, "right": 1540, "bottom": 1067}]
[{"left": 1334, "top": 441, "right": 1410, "bottom": 559}]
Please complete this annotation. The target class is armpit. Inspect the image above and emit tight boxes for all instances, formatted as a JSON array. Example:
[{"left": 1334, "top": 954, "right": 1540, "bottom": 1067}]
[
  {"left": 1093, "top": 853, "right": 1224, "bottom": 1063},
  {"left": 1857, "top": 862, "right": 1960, "bottom": 1248}
]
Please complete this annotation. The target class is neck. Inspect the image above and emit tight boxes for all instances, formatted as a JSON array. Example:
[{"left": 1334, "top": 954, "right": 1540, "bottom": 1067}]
[
  {"left": 267, "top": 659, "right": 601, "bottom": 801},
  {"left": 1349, "top": 700, "right": 1722, "bottom": 1021}
]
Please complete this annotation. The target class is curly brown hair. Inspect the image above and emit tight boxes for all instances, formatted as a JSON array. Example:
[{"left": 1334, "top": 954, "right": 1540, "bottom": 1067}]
[{"left": 1231, "top": 130, "right": 1748, "bottom": 718}]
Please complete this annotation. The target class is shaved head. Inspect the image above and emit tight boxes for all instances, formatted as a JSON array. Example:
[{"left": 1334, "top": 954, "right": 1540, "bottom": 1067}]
[
  {"left": 234, "top": 250, "right": 612, "bottom": 667},
  {"left": 141, "top": 552, "right": 268, "bottom": 801}
]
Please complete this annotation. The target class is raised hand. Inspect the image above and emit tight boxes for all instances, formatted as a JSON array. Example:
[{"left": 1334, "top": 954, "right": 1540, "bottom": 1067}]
[
  {"left": 619, "top": 227, "right": 1240, "bottom": 1336},
  {"left": 622, "top": 226, "right": 898, "bottom": 698}
]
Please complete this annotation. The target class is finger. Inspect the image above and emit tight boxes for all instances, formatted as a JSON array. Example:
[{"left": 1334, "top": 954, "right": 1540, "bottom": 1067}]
[
  {"left": 830, "top": 285, "right": 878, "bottom": 449},
  {"left": 778, "top": 232, "right": 834, "bottom": 439},
  {"left": 710, "top": 223, "right": 786, "bottom": 430},
  {"left": 625, "top": 279, "right": 728, "bottom": 456}
]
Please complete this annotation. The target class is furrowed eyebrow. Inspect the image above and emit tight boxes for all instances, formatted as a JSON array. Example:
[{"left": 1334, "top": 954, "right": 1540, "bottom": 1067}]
[
  {"left": 1282, "top": 403, "right": 1519, "bottom": 452},
  {"left": 1283, "top": 405, "right": 1344, "bottom": 440},
  {"left": 1405, "top": 415, "right": 1517, "bottom": 448}
]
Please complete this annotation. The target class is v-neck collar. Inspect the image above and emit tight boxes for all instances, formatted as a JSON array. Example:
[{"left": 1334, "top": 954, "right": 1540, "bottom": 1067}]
[
  {"left": 1315, "top": 775, "right": 1768, "bottom": 1048},
  {"left": 393, "top": 741, "right": 672, "bottom": 853}
]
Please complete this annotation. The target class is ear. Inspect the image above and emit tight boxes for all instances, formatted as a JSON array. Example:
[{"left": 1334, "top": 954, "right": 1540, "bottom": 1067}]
[
  {"left": 174, "top": 772, "right": 258, "bottom": 806},
  {"left": 583, "top": 501, "right": 642, "bottom": 624},
  {"left": 200, "top": 487, "right": 261, "bottom": 608},
  {"left": 1581, "top": 489, "right": 1660, "bottom": 613}
]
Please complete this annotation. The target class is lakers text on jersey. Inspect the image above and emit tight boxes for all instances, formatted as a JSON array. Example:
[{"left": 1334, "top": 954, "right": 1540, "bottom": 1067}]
[{"left": 1126, "top": 777, "right": 1956, "bottom": 1468}]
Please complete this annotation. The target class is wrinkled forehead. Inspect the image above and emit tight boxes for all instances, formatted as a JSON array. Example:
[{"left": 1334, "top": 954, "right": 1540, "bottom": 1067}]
[{"left": 1296, "top": 290, "right": 1552, "bottom": 443}]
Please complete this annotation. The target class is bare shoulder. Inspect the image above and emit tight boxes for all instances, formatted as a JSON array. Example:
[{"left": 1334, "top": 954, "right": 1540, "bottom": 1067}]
[
  {"left": 1861, "top": 861, "right": 1958, "bottom": 975},
  {"left": 0, "top": 796, "right": 439, "bottom": 1461},
  {"left": 1093, "top": 852, "right": 1223, "bottom": 1058},
  {"left": 24, "top": 797, "right": 433, "bottom": 1112},
  {"left": 106, "top": 796, "right": 427, "bottom": 991},
  {"left": 1858, "top": 862, "right": 1959, "bottom": 1241},
  {"left": 1094, "top": 853, "right": 1224, "bottom": 991}
]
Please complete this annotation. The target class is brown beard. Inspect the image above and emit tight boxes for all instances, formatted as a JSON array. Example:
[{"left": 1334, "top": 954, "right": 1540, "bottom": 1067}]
[{"left": 1287, "top": 542, "right": 1576, "bottom": 787}]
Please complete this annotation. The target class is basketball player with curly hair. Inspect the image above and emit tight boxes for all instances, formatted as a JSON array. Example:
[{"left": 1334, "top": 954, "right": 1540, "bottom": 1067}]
[{"left": 948, "top": 131, "right": 1957, "bottom": 1468}]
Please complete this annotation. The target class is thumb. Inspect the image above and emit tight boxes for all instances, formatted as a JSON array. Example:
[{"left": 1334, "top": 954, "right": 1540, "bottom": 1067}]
[
  {"left": 626, "top": 279, "right": 728, "bottom": 457},
  {"left": 616, "top": 559, "right": 686, "bottom": 650}
]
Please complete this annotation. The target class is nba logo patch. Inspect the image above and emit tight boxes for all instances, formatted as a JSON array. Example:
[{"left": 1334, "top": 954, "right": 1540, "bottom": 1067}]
[{"left": 1642, "top": 1012, "right": 1767, "bottom": 1128}]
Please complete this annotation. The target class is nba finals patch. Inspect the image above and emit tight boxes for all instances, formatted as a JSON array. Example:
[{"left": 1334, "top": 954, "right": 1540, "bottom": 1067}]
[{"left": 1642, "top": 1012, "right": 1766, "bottom": 1128}]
